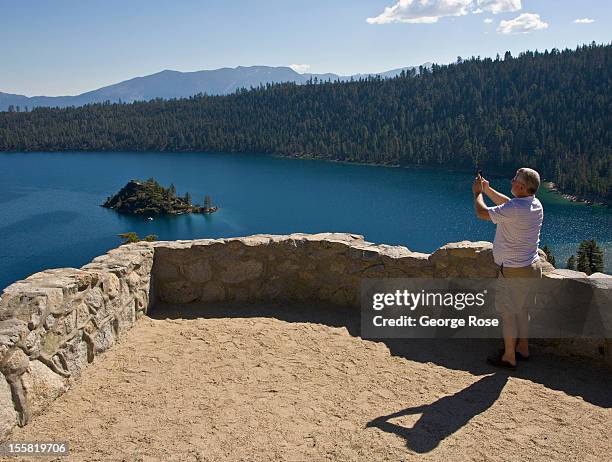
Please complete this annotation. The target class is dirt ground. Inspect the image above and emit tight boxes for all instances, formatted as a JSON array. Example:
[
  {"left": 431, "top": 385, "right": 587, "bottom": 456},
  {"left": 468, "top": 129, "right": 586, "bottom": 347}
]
[{"left": 5, "top": 303, "right": 611, "bottom": 461}]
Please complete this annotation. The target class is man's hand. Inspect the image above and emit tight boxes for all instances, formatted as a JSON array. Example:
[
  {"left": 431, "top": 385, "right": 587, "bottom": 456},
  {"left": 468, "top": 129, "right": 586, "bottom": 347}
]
[
  {"left": 472, "top": 177, "right": 484, "bottom": 194},
  {"left": 473, "top": 176, "right": 491, "bottom": 221},
  {"left": 480, "top": 176, "right": 490, "bottom": 194}
]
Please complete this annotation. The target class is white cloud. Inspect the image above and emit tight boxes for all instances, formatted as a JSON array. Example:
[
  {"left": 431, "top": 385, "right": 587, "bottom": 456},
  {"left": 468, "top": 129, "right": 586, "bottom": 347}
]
[
  {"left": 476, "top": 0, "right": 521, "bottom": 14},
  {"left": 367, "top": 0, "right": 521, "bottom": 25},
  {"left": 497, "top": 13, "right": 548, "bottom": 34},
  {"left": 289, "top": 64, "right": 310, "bottom": 73},
  {"left": 483, "top": 18, "right": 493, "bottom": 23},
  {"left": 573, "top": 18, "right": 595, "bottom": 24},
  {"left": 367, "top": 0, "right": 472, "bottom": 25}
]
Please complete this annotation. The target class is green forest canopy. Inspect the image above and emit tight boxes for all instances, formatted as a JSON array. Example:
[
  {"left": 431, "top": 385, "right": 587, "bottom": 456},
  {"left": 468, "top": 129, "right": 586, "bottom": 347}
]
[{"left": 1, "top": 42, "right": 610, "bottom": 202}]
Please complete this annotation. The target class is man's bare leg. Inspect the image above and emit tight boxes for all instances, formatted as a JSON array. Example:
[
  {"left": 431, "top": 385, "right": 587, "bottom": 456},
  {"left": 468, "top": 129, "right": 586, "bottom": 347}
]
[
  {"left": 516, "top": 309, "right": 530, "bottom": 357},
  {"left": 501, "top": 312, "right": 518, "bottom": 365}
]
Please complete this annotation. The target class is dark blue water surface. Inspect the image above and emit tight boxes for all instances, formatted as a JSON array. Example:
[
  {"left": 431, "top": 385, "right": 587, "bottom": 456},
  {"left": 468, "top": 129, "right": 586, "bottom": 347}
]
[{"left": 1, "top": 151, "right": 610, "bottom": 289}]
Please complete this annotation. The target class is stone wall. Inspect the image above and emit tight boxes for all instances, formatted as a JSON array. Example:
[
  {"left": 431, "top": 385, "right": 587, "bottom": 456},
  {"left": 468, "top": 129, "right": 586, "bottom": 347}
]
[
  {"left": 0, "top": 242, "right": 153, "bottom": 438},
  {"left": 0, "top": 233, "right": 609, "bottom": 439}
]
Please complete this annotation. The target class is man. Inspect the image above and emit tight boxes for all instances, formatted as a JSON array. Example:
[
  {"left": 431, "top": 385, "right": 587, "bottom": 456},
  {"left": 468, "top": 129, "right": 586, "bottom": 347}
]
[{"left": 472, "top": 168, "right": 543, "bottom": 369}]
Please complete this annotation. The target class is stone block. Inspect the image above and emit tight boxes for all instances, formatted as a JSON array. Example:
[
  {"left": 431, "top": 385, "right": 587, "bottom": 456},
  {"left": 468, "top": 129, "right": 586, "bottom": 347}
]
[
  {"left": 0, "top": 374, "right": 18, "bottom": 440},
  {"left": 1, "top": 349, "right": 30, "bottom": 376},
  {"left": 24, "top": 329, "right": 44, "bottom": 357},
  {"left": 21, "top": 360, "right": 67, "bottom": 418},
  {"left": 219, "top": 260, "right": 264, "bottom": 284},
  {"left": 91, "top": 322, "right": 115, "bottom": 355},
  {"left": 60, "top": 332, "right": 90, "bottom": 378},
  {"left": 134, "top": 289, "right": 149, "bottom": 313},
  {"left": 180, "top": 259, "right": 212, "bottom": 283},
  {"left": 99, "top": 273, "right": 120, "bottom": 300},
  {"left": 41, "top": 332, "right": 63, "bottom": 357},
  {"left": 126, "top": 271, "right": 141, "bottom": 292},
  {"left": 277, "top": 259, "right": 301, "bottom": 274},
  {"left": 153, "top": 259, "right": 181, "bottom": 281},
  {"left": 0, "top": 286, "right": 63, "bottom": 325},
  {"left": 0, "top": 319, "right": 28, "bottom": 351},
  {"left": 116, "top": 303, "right": 136, "bottom": 334},
  {"left": 545, "top": 269, "right": 588, "bottom": 279},
  {"left": 50, "top": 311, "right": 77, "bottom": 337},
  {"left": 200, "top": 282, "right": 226, "bottom": 303},
  {"left": 158, "top": 280, "right": 199, "bottom": 304}
]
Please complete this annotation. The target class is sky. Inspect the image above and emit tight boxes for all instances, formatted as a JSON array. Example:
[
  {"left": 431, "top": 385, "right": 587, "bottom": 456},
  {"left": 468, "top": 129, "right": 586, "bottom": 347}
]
[{"left": 1, "top": 0, "right": 610, "bottom": 96}]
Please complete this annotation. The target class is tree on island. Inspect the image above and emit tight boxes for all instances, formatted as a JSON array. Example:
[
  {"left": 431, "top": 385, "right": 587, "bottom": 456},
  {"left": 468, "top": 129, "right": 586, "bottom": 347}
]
[
  {"left": 204, "top": 195, "right": 213, "bottom": 209},
  {"left": 102, "top": 179, "right": 216, "bottom": 216}
]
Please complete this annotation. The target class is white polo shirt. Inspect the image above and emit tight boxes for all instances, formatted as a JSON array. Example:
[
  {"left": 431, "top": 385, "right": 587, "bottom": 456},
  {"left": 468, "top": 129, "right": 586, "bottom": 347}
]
[{"left": 487, "top": 196, "right": 543, "bottom": 268}]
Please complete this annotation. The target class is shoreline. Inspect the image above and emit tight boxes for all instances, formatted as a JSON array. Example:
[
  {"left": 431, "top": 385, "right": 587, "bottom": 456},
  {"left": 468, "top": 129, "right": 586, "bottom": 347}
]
[
  {"left": 542, "top": 181, "right": 608, "bottom": 207},
  {"left": 273, "top": 152, "right": 609, "bottom": 205}
]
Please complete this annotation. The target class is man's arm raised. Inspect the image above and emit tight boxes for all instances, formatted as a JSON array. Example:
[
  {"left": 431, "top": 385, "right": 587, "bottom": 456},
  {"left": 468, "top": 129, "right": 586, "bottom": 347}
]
[
  {"left": 481, "top": 178, "right": 510, "bottom": 205},
  {"left": 472, "top": 178, "right": 491, "bottom": 221}
]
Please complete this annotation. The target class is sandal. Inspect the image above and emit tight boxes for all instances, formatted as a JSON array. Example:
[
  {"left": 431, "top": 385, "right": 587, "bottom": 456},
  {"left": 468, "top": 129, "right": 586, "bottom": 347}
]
[
  {"left": 487, "top": 353, "right": 517, "bottom": 370},
  {"left": 498, "top": 349, "right": 530, "bottom": 361}
]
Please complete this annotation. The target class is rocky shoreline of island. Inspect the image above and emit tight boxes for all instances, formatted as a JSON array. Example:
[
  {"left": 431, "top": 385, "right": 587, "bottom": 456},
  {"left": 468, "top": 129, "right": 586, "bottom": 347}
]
[{"left": 102, "top": 179, "right": 218, "bottom": 216}]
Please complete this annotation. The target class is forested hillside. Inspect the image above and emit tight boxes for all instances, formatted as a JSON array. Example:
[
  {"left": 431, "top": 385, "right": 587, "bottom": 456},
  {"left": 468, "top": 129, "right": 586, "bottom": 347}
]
[{"left": 1, "top": 42, "right": 610, "bottom": 202}]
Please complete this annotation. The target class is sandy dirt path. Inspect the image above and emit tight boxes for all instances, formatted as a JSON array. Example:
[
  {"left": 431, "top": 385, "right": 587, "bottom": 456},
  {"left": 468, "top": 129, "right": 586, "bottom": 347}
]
[{"left": 5, "top": 303, "right": 611, "bottom": 461}]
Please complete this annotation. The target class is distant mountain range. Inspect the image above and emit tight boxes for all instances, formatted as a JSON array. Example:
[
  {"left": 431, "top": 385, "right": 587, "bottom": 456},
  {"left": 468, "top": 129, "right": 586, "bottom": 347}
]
[{"left": 0, "top": 64, "right": 431, "bottom": 111}]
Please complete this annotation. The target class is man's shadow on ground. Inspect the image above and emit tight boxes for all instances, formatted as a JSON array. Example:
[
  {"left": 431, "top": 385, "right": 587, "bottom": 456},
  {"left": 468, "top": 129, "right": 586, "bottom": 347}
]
[{"left": 366, "top": 373, "right": 508, "bottom": 453}]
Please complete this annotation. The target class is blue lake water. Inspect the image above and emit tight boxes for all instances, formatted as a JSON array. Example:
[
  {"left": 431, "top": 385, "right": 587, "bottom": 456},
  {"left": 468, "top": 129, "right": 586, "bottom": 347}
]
[{"left": 1, "top": 151, "right": 610, "bottom": 289}]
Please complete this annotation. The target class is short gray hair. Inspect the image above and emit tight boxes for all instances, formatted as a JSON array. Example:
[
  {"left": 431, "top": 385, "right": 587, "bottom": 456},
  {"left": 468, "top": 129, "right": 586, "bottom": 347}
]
[{"left": 517, "top": 168, "right": 540, "bottom": 194}]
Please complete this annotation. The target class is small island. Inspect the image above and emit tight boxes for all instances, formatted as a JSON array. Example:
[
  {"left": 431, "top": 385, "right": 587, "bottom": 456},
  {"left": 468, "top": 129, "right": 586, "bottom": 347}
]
[{"left": 102, "top": 178, "right": 218, "bottom": 216}]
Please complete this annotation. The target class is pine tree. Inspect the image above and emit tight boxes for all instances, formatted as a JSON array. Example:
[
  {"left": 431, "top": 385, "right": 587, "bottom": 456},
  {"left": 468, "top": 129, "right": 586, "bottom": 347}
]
[
  {"left": 566, "top": 255, "right": 576, "bottom": 270},
  {"left": 541, "top": 245, "right": 556, "bottom": 267},
  {"left": 576, "top": 240, "right": 604, "bottom": 275},
  {"left": 118, "top": 232, "right": 139, "bottom": 244}
]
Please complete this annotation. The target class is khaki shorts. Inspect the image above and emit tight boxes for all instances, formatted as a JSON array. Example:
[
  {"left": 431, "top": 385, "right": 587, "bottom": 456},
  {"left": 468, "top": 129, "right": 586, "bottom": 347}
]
[{"left": 496, "top": 261, "right": 542, "bottom": 315}]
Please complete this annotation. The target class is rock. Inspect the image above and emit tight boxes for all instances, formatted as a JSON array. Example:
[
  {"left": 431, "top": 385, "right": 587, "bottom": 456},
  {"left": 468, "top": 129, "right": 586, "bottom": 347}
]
[
  {"left": 153, "top": 260, "right": 181, "bottom": 280},
  {"left": 84, "top": 287, "right": 104, "bottom": 311},
  {"left": 21, "top": 360, "right": 67, "bottom": 418},
  {"left": 589, "top": 272, "right": 612, "bottom": 279},
  {"left": 181, "top": 259, "right": 212, "bottom": 283},
  {"left": 24, "top": 329, "right": 44, "bottom": 357},
  {"left": 99, "top": 273, "right": 120, "bottom": 300},
  {"left": 116, "top": 303, "right": 136, "bottom": 334},
  {"left": 61, "top": 332, "right": 90, "bottom": 377},
  {"left": 348, "top": 245, "right": 382, "bottom": 261},
  {"left": 0, "top": 374, "right": 18, "bottom": 439},
  {"left": 158, "top": 281, "right": 199, "bottom": 304},
  {"left": 546, "top": 269, "right": 588, "bottom": 279},
  {"left": 89, "top": 322, "right": 115, "bottom": 355},
  {"left": 219, "top": 260, "right": 264, "bottom": 284},
  {"left": 41, "top": 332, "right": 63, "bottom": 357},
  {"left": 0, "top": 286, "right": 63, "bottom": 325},
  {"left": 0, "top": 319, "right": 29, "bottom": 350},
  {"left": 200, "top": 282, "right": 226, "bottom": 303},
  {"left": 1, "top": 349, "right": 30, "bottom": 376}
]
